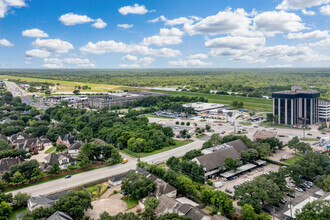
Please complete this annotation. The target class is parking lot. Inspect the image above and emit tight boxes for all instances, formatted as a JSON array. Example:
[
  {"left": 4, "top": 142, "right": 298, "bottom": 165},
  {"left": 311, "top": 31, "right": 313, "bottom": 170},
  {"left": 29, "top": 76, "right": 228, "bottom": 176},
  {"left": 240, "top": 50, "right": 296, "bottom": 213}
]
[{"left": 211, "top": 164, "right": 281, "bottom": 194}]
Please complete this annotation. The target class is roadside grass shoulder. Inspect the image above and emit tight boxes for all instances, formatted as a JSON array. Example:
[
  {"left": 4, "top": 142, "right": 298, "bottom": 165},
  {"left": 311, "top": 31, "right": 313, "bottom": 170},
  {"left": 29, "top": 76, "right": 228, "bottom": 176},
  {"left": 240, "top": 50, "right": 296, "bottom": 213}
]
[
  {"left": 120, "top": 140, "right": 193, "bottom": 158},
  {"left": 285, "top": 155, "right": 302, "bottom": 165},
  {"left": 239, "top": 122, "right": 252, "bottom": 126}
]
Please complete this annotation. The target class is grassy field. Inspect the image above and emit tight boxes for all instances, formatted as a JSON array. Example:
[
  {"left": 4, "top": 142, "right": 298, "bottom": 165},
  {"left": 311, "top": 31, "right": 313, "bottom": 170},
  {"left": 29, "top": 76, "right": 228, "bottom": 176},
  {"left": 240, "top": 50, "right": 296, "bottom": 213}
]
[
  {"left": 300, "top": 138, "right": 319, "bottom": 141},
  {"left": 9, "top": 208, "right": 27, "bottom": 220},
  {"left": 120, "top": 140, "right": 193, "bottom": 158},
  {"left": 45, "top": 146, "right": 56, "bottom": 153},
  {"left": 259, "top": 122, "right": 310, "bottom": 130},
  {"left": 0, "top": 75, "right": 129, "bottom": 93},
  {"left": 121, "top": 196, "right": 139, "bottom": 210},
  {"left": 143, "top": 114, "right": 174, "bottom": 119},
  {"left": 152, "top": 90, "right": 273, "bottom": 112},
  {"left": 285, "top": 155, "right": 302, "bottom": 165},
  {"left": 239, "top": 122, "right": 252, "bottom": 126},
  {"left": 85, "top": 183, "right": 108, "bottom": 198}
]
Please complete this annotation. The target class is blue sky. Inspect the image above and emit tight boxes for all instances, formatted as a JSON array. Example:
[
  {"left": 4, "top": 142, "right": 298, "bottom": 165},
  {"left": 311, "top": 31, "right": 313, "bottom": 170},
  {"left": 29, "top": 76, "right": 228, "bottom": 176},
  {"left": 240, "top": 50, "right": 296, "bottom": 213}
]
[{"left": 0, "top": 0, "right": 330, "bottom": 68}]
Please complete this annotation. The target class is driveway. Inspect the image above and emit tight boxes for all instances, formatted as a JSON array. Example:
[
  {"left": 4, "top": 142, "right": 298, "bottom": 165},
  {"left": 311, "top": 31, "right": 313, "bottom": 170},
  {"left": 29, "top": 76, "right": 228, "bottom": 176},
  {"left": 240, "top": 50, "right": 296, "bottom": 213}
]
[{"left": 28, "top": 145, "right": 53, "bottom": 162}]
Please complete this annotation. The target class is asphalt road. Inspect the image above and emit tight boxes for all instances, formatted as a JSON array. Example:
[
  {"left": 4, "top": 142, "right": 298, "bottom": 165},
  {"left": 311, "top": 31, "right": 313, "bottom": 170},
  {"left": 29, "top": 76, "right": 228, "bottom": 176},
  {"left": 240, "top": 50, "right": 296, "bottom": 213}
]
[
  {"left": 4, "top": 81, "right": 50, "bottom": 110},
  {"left": 10, "top": 140, "right": 205, "bottom": 196}
]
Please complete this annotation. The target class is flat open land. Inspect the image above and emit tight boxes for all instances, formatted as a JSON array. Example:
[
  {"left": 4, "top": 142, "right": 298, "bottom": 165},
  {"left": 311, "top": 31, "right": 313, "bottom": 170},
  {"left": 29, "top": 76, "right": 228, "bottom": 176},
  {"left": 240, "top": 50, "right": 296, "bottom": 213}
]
[
  {"left": 151, "top": 90, "right": 273, "bottom": 112},
  {"left": 0, "top": 75, "right": 129, "bottom": 93}
]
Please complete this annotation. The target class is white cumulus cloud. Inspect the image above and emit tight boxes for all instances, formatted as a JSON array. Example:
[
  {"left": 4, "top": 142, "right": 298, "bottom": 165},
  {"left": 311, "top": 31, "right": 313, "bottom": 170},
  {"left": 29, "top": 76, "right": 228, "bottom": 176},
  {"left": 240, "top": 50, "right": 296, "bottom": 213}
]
[
  {"left": 253, "top": 11, "right": 306, "bottom": 36},
  {"left": 80, "top": 40, "right": 181, "bottom": 57},
  {"left": 59, "top": 13, "right": 94, "bottom": 25},
  {"left": 205, "top": 36, "right": 265, "bottom": 50},
  {"left": 32, "top": 38, "right": 74, "bottom": 53},
  {"left": 0, "top": 0, "right": 27, "bottom": 18},
  {"left": 276, "top": 0, "right": 330, "bottom": 10},
  {"left": 43, "top": 63, "right": 63, "bottom": 68},
  {"left": 22, "top": 28, "right": 49, "bottom": 38},
  {"left": 92, "top": 18, "right": 107, "bottom": 28},
  {"left": 0, "top": 38, "right": 14, "bottom": 47},
  {"left": 141, "top": 27, "right": 184, "bottom": 46},
  {"left": 301, "top": 9, "right": 315, "bottom": 16},
  {"left": 117, "top": 24, "right": 134, "bottom": 29},
  {"left": 148, "top": 15, "right": 197, "bottom": 26},
  {"left": 320, "top": 4, "right": 330, "bottom": 15},
  {"left": 287, "top": 30, "right": 328, "bottom": 40},
  {"left": 121, "top": 54, "right": 138, "bottom": 61},
  {"left": 25, "top": 49, "right": 51, "bottom": 58},
  {"left": 169, "top": 59, "right": 213, "bottom": 67},
  {"left": 187, "top": 53, "right": 208, "bottom": 59},
  {"left": 118, "top": 4, "right": 151, "bottom": 15}
]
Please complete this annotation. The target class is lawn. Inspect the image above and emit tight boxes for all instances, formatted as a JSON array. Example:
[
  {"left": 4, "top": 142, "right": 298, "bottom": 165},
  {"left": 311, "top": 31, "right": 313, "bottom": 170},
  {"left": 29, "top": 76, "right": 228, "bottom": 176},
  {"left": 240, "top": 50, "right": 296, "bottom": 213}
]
[
  {"left": 197, "top": 134, "right": 207, "bottom": 139},
  {"left": 0, "top": 75, "right": 129, "bottom": 93},
  {"left": 300, "top": 138, "right": 319, "bottom": 141},
  {"left": 121, "top": 196, "right": 139, "bottom": 210},
  {"left": 259, "top": 122, "right": 310, "bottom": 130},
  {"left": 4, "top": 164, "right": 108, "bottom": 193},
  {"left": 151, "top": 90, "right": 273, "bottom": 112},
  {"left": 9, "top": 207, "right": 27, "bottom": 220},
  {"left": 45, "top": 146, "right": 56, "bottom": 153},
  {"left": 120, "top": 140, "right": 193, "bottom": 158},
  {"left": 143, "top": 114, "right": 174, "bottom": 119},
  {"left": 285, "top": 155, "right": 302, "bottom": 165},
  {"left": 85, "top": 183, "right": 108, "bottom": 198},
  {"left": 239, "top": 122, "right": 252, "bottom": 126}
]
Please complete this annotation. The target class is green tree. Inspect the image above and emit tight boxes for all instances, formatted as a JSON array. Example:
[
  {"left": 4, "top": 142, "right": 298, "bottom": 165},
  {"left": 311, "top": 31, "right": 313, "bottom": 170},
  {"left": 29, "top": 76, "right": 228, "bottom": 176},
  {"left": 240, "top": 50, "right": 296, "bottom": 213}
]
[
  {"left": 144, "top": 197, "right": 159, "bottom": 210},
  {"left": 224, "top": 157, "right": 241, "bottom": 171},
  {"left": 56, "top": 144, "right": 67, "bottom": 152},
  {"left": 73, "top": 90, "right": 80, "bottom": 95},
  {"left": 288, "top": 136, "right": 300, "bottom": 155},
  {"left": 53, "top": 191, "right": 92, "bottom": 220},
  {"left": 12, "top": 192, "right": 30, "bottom": 209},
  {"left": 256, "top": 143, "right": 272, "bottom": 159},
  {"left": 77, "top": 127, "right": 93, "bottom": 142},
  {"left": 205, "top": 124, "right": 211, "bottom": 131},
  {"left": 0, "top": 201, "right": 12, "bottom": 219},
  {"left": 10, "top": 171, "right": 24, "bottom": 183},
  {"left": 121, "top": 171, "right": 156, "bottom": 200},
  {"left": 48, "top": 163, "right": 61, "bottom": 175},
  {"left": 266, "top": 113, "right": 274, "bottom": 125},
  {"left": 0, "top": 140, "right": 11, "bottom": 151},
  {"left": 241, "top": 204, "right": 257, "bottom": 220},
  {"left": 295, "top": 200, "right": 330, "bottom": 220}
]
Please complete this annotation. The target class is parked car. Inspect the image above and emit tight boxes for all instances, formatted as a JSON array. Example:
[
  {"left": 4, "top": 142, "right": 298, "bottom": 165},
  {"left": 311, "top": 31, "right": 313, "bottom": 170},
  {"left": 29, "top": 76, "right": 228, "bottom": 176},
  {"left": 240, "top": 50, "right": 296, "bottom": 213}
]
[
  {"left": 225, "top": 188, "right": 232, "bottom": 194},
  {"left": 287, "top": 192, "right": 295, "bottom": 198},
  {"left": 295, "top": 187, "right": 304, "bottom": 192},
  {"left": 321, "top": 132, "right": 327, "bottom": 134},
  {"left": 307, "top": 133, "right": 312, "bottom": 136},
  {"left": 65, "top": 175, "right": 71, "bottom": 179},
  {"left": 280, "top": 198, "right": 287, "bottom": 204}
]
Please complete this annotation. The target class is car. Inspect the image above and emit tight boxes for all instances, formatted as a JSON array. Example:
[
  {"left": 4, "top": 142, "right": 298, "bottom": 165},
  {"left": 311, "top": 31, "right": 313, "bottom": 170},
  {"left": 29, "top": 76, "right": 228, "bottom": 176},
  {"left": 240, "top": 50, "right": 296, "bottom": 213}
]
[
  {"left": 317, "top": 136, "right": 321, "bottom": 139},
  {"left": 280, "top": 198, "right": 287, "bottom": 204},
  {"left": 65, "top": 175, "right": 71, "bottom": 179},
  {"left": 321, "top": 132, "right": 327, "bottom": 134},
  {"left": 225, "top": 188, "right": 232, "bottom": 194},
  {"left": 107, "top": 185, "right": 111, "bottom": 188},
  {"left": 295, "top": 187, "right": 303, "bottom": 192},
  {"left": 287, "top": 193, "right": 295, "bottom": 198},
  {"left": 253, "top": 126, "right": 258, "bottom": 128},
  {"left": 221, "top": 131, "right": 226, "bottom": 134},
  {"left": 307, "top": 133, "right": 312, "bottom": 136},
  {"left": 307, "top": 181, "right": 313, "bottom": 187}
]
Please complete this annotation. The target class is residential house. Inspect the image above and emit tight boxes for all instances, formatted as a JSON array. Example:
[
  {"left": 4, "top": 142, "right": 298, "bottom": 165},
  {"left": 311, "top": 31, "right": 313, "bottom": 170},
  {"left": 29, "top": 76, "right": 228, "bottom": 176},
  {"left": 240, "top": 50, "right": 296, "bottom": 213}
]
[
  {"left": 28, "top": 191, "right": 70, "bottom": 211},
  {"left": 178, "top": 204, "right": 211, "bottom": 220},
  {"left": 0, "top": 156, "right": 25, "bottom": 175},
  {"left": 68, "top": 141, "right": 84, "bottom": 157},
  {"left": 43, "top": 153, "right": 76, "bottom": 171},
  {"left": 47, "top": 211, "right": 72, "bottom": 220},
  {"left": 193, "top": 139, "right": 248, "bottom": 179},
  {"left": 40, "top": 136, "right": 53, "bottom": 148},
  {"left": 154, "top": 178, "right": 177, "bottom": 198},
  {"left": 56, "top": 134, "right": 76, "bottom": 147},
  {"left": 108, "top": 170, "right": 131, "bottom": 186},
  {"left": 10, "top": 132, "right": 30, "bottom": 148},
  {"left": 21, "top": 138, "right": 44, "bottom": 152}
]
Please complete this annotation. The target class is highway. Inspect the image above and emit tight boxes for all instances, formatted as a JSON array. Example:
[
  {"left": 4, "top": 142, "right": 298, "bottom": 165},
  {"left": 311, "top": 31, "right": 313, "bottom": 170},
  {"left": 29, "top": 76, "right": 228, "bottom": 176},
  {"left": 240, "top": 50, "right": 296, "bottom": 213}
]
[
  {"left": 4, "top": 81, "right": 50, "bottom": 110},
  {"left": 10, "top": 139, "right": 205, "bottom": 196}
]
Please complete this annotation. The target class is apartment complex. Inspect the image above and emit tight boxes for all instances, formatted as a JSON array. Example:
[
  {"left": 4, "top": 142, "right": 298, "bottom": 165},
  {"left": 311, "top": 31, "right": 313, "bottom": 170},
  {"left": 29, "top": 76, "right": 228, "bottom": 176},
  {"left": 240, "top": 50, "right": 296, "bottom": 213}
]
[{"left": 272, "top": 86, "right": 320, "bottom": 125}]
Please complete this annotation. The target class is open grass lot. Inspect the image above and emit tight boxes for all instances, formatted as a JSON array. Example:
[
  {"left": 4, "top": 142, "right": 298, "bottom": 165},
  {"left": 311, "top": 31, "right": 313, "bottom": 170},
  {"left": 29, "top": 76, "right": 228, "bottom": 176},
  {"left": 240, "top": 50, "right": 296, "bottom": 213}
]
[
  {"left": 143, "top": 114, "right": 174, "bottom": 119},
  {"left": 85, "top": 183, "right": 108, "bottom": 198},
  {"left": 285, "top": 155, "right": 302, "bottom": 165},
  {"left": 45, "top": 146, "right": 56, "bottom": 153},
  {"left": 259, "top": 122, "right": 310, "bottom": 130},
  {"left": 151, "top": 90, "right": 273, "bottom": 112},
  {"left": 121, "top": 196, "right": 139, "bottom": 210},
  {"left": 239, "top": 122, "right": 252, "bottom": 126},
  {"left": 9, "top": 207, "right": 27, "bottom": 220},
  {"left": 0, "top": 75, "right": 129, "bottom": 93},
  {"left": 300, "top": 138, "right": 319, "bottom": 141},
  {"left": 120, "top": 140, "right": 193, "bottom": 158}
]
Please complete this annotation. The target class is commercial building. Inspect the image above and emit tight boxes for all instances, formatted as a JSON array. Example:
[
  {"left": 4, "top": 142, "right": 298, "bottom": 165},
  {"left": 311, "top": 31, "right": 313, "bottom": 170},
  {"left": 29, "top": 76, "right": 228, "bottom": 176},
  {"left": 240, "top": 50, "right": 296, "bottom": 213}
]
[
  {"left": 319, "top": 100, "right": 330, "bottom": 122},
  {"left": 272, "top": 86, "right": 320, "bottom": 125}
]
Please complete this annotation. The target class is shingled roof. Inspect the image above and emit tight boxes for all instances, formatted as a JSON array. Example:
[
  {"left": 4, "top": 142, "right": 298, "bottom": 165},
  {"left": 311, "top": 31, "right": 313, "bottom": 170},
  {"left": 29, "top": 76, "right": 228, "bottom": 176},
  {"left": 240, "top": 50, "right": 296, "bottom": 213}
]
[
  {"left": 0, "top": 156, "right": 25, "bottom": 173},
  {"left": 226, "top": 139, "right": 248, "bottom": 152},
  {"left": 68, "top": 141, "right": 84, "bottom": 150},
  {"left": 47, "top": 211, "right": 72, "bottom": 220},
  {"left": 194, "top": 147, "right": 242, "bottom": 172}
]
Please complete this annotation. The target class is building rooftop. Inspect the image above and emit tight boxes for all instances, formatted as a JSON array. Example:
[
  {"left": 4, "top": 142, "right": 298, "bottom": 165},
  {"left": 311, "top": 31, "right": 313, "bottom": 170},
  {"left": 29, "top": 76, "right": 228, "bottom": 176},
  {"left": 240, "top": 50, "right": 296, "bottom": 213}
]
[
  {"left": 273, "top": 85, "right": 319, "bottom": 95},
  {"left": 220, "top": 163, "right": 257, "bottom": 178},
  {"left": 253, "top": 130, "right": 277, "bottom": 140}
]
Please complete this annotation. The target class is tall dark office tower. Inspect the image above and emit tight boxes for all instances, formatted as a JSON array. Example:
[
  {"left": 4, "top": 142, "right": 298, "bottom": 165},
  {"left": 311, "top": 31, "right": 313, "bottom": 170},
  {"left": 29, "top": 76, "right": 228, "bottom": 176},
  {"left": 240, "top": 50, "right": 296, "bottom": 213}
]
[{"left": 272, "top": 86, "right": 320, "bottom": 125}]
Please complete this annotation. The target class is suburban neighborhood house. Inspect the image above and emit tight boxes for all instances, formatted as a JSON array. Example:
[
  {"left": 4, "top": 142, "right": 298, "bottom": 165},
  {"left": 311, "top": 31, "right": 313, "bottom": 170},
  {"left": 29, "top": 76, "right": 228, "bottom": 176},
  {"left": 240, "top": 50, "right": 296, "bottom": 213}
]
[
  {"left": 56, "top": 134, "right": 76, "bottom": 147},
  {"left": 0, "top": 156, "right": 25, "bottom": 175},
  {"left": 9, "top": 132, "right": 52, "bottom": 152},
  {"left": 68, "top": 141, "right": 84, "bottom": 158},
  {"left": 193, "top": 139, "right": 248, "bottom": 179},
  {"left": 43, "top": 153, "right": 76, "bottom": 171}
]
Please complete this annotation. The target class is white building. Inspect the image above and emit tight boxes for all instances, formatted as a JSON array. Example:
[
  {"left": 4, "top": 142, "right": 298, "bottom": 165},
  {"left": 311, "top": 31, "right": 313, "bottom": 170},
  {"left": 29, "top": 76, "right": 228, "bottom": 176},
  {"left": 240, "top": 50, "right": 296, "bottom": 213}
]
[{"left": 319, "top": 100, "right": 330, "bottom": 122}]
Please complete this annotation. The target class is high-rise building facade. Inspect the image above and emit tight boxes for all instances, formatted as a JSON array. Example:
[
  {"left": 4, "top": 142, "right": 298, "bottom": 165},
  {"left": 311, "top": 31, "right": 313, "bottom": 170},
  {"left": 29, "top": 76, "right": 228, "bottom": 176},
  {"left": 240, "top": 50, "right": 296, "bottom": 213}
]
[
  {"left": 272, "top": 86, "right": 320, "bottom": 125},
  {"left": 319, "top": 100, "right": 330, "bottom": 122}
]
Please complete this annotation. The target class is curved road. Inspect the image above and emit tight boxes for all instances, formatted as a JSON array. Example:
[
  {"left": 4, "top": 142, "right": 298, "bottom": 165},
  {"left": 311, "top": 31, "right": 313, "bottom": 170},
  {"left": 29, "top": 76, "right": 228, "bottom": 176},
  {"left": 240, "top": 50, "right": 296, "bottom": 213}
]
[{"left": 10, "top": 139, "right": 205, "bottom": 196}]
